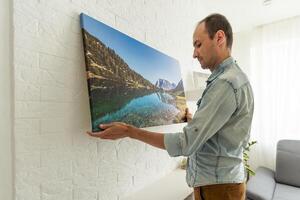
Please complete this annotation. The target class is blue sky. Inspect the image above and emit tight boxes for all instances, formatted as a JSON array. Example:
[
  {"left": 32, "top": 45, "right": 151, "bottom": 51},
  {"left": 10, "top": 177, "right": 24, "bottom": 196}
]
[{"left": 80, "top": 13, "right": 182, "bottom": 85}]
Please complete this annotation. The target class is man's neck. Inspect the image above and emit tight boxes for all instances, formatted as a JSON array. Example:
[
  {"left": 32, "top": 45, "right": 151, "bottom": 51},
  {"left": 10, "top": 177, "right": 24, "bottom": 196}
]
[{"left": 210, "top": 51, "right": 231, "bottom": 72}]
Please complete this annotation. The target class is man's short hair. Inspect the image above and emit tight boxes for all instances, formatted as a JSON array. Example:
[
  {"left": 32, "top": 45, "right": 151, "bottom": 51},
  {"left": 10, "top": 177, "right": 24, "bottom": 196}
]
[{"left": 199, "top": 13, "right": 233, "bottom": 49}]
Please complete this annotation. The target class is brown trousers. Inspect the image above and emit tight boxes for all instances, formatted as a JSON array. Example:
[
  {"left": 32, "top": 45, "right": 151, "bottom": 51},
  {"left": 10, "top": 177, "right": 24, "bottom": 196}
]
[{"left": 194, "top": 183, "right": 246, "bottom": 200}]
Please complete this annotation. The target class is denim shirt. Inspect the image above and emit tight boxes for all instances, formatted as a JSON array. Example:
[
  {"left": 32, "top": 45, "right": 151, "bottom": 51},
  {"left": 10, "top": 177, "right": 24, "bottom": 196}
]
[{"left": 164, "top": 57, "right": 254, "bottom": 187}]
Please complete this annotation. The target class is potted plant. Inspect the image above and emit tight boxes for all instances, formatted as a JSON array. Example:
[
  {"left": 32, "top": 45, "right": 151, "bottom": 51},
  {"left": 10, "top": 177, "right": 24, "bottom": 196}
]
[{"left": 243, "top": 140, "right": 257, "bottom": 181}]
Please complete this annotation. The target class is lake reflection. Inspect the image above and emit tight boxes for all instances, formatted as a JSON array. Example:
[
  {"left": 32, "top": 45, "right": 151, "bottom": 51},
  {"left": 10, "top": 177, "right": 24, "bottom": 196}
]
[{"left": 93, "top": 92, "right": 180, "bottom": 130}]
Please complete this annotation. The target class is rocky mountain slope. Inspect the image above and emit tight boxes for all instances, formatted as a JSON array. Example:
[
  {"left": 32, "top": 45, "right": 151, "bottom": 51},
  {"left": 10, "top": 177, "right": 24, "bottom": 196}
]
[{"left": 82, "top": 29, "right": 156, "bottom": 96}]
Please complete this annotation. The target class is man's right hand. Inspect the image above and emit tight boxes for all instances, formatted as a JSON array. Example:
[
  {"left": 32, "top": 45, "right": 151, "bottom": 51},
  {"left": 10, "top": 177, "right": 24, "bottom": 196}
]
[{"left": 182, "top": 108, "right": 193, "bottom": 122}]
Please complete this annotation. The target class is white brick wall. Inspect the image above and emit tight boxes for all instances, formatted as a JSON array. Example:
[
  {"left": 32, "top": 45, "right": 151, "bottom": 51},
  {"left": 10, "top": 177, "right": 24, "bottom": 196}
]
[
  {"left": 0, "top": 0, "right": 13, "bottom": 199},
  {"left": 13, "top": 0, "right": 205, "bottom": 199}
]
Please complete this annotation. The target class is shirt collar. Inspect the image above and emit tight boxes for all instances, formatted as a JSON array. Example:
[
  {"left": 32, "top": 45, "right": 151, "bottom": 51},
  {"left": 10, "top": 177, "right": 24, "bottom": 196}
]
[{"left": 206, "top": 56, "right": 235, "bottom": 84}]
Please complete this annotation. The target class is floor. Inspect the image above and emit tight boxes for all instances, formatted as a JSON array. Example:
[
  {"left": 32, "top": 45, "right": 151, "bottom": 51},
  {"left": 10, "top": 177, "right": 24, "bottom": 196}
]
[{"left": 184, "top": 193, "right": 194, "bottom": 200}]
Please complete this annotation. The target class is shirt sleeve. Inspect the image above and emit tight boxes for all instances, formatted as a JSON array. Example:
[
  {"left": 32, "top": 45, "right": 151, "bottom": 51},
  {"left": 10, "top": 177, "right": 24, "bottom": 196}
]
[{"left": 164, "top": 79, "right": 237, "bottom": 157}]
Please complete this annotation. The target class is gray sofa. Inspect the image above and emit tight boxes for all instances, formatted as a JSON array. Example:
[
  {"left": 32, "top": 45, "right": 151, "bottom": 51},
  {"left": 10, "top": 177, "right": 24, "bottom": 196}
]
[{"left": 246, "top": 140, "right": 300, "bottom": 200}]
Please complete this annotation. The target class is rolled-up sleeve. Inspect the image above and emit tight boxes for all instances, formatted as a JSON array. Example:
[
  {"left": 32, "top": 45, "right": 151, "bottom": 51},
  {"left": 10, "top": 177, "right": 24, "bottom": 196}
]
[
  {"left": 164, "top": 132, "right": 182, "bottom": 156},
  {"left": 164, "top": 79, "right": 237, "bottom": 157}
]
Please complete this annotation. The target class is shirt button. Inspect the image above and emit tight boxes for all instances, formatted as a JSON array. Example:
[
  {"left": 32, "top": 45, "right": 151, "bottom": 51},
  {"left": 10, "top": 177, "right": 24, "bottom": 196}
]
[{"left": 194, "top": 128, "right": 198, "bottom": 132}]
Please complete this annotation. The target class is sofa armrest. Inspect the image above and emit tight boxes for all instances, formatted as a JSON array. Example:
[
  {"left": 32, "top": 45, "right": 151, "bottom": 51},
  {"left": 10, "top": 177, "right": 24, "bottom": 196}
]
[{"left": 246, "top": 167, "right": 276, "bottom": 200}]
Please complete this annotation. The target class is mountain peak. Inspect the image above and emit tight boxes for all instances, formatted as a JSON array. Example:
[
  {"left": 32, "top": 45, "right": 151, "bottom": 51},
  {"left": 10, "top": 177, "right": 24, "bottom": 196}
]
[{"left": 155, "top": 78, "right": 176, "bottom": 91}]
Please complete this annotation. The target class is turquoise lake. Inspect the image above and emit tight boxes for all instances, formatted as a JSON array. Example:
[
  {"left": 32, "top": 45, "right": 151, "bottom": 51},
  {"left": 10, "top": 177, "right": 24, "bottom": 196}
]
[{"left": 92, "top": 92, "right": 180, "bottom": 130}]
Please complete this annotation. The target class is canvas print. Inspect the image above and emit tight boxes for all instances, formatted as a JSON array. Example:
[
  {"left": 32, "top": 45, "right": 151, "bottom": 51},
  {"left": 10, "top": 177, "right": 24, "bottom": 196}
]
[{"left": 80, "top": 13, "right": 187, "bottom": 132}]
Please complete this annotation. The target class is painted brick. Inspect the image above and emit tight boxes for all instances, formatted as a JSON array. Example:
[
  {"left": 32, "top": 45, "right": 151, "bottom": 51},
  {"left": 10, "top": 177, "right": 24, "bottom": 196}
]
[
  {"left": 72, "top": 166, "right": 118, "bottom": 196},
  {"left": 41, "top": 85, "right": 78, "bottom": 102},
  {"left": 116, "top": 138, "right": 146, "bottom": 165},
  {"left": 97, "top": 140, "right": 118, "bottom": 163},
  {"left": 71, "top": 0, "right": 97, "bottom": 10},
  {"left": 14, "top": 47, "right": 39, "bottom": 68},
  {"left": 73, "top": 164, "right": 98, "bottom": 178},
  {"left": 15, "top": 101, "right": 82, "bottom": 119},
  {"left": 39, "top": 53, "right": 83, "bottom": 72},
  {"left": 15, "top": 118, "right": 40, "bottom": 136},
  {"left": 14, "top": 10, "right": 39, "bottom": 37},
  {"left": 73, "top": 188, "right": 98, "bottom": 200},
  {"left": 16, "top": 185, "right": 40, "bottom": 200},
  {"left": 97, "top": 162, "right": 119, "bottom": 186},
  {"left": 15, "top": 133, "right": 72, "bottom": 153},
  {"left": 98, "top": 193, "right": 118, "bottom": 200},
  {"left": 72, "top": 132, "right": 98, "bottom": 153},
  {"left": 13, "top": 0, "right": 196, "bottom": 199},
  {"left": 15, "top": 136, "right": 41, "bottom": 153},
  {"left": 15, "top": 82, "right": 40, "bottom": 101},
  {"left": 41, "top": 134, "right": 73, "bottom": 151},
  {"left": 73, "top": 149, "right": 98, "bottom": 169},
  {"left": 15, "top": 168, "right": 42, "bottom": 189},
  {"left": 15, "top": 101, "right": 42, "bottom": 119},
  {"left": 38, "top": 20, "right": 83, "bottom": 49},
  {"left": 115, "top": 15, "right": 145, "bottom": 44},
  {"left": 117, "top": 172, "right": 135, "bottom": 194},
  {"left": 15, "top": 67, "right": 42, "bottom": 85},
  {"left": 39, "top": 163, "right": 73, "bottom": 182},
  {"left": 86, "top": 5, "right": 116, "bottom": 29},
  {"left": 14, "top": 33, "right": 39, "bottom": 52},
  {"left": 40, "top": 150, "right": 73, "bottom": 167},
  {"left": 14, "top": 0, "right": 41, "bottom": 20},
  {"left": 41, "top": 180, "right": 73, "bottom": 200},
  {"left": 39, "top": 102, "right": 72, "bottom": 118},
  {"left": 37, "top": 68, "right": 83, "bottom": 89},
  {"left": 70, "top": 18, "right": 82, "bottom": 34},
  {"left": 15, "top": 152, "right": 41, "bottom": 171},
  {"left": 40, "top": 118, "right": 66, "bottom": 134},
  {"left": 39, "top": 0, "right": 84, "bottom": 20}
]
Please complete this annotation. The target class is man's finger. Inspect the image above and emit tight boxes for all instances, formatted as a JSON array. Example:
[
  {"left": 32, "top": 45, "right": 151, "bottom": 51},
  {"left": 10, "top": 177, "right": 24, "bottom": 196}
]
[
  {"left": 86, "top": 131, "right": 94, "bottom": 136},
  {"left": 99, "top": 123, "right": 114, "bottom": 129},
  {"left": 96, "top": 129, "right": 121, "bottom": 140},
  {"left": 86, "top": 131, "right": 106, "bottom": 138},
  {"left": 185, "top": 107, "right": 190, "bottom": 114},
  {"left": 87, "top": 131, "right": 98, "bottom": 137},
  {"left": 99, "top": 122, "right": 127, "bottom": 129}
]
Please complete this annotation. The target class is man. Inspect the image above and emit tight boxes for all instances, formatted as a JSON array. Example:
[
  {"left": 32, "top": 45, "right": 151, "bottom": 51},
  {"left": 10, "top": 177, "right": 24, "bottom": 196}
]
[{"left": 87, "top": 13, "right": 254, "bottom": 200}]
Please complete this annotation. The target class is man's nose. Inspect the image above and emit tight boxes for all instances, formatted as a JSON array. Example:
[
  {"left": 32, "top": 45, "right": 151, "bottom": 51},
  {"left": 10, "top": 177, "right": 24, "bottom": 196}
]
[{"left": 193, "top": 49, "right": 197, "bottom": 58}]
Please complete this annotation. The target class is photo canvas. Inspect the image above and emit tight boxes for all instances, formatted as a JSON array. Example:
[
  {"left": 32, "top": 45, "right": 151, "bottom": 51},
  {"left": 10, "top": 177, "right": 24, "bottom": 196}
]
[{"left": 80, "top": 13, "right": 187, "bottom": 132}]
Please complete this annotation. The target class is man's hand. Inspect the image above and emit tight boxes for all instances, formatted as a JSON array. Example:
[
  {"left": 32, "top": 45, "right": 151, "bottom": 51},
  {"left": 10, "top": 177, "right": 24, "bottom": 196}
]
[
  {"left": 181, "top": 108, "right": 193, "bottom": 122},
  {"left": 86, "top": 122, "right": 166, "bottom": 149},
  {"left": 87, "top": 122, "right": 134, "bottom": 140}
]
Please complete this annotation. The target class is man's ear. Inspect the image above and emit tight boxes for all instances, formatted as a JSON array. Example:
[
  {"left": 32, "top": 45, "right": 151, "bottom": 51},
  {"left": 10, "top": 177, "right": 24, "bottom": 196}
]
[{"left": 215, "top": 30, "right": 226, "bottom": 47}]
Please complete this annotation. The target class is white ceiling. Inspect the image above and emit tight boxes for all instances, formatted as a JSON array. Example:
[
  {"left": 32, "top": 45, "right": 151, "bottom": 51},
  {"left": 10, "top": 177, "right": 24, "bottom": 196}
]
[{"left": 194, "top": 0, "right": 300, "bottom": 32}]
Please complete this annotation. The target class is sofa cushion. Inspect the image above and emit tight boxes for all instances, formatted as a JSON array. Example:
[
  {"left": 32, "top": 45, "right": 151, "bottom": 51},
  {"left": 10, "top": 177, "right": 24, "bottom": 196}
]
[
  {"left": 272, "top": 183, "right": 300, "bottom": 200},
  {"left": 275, "top": 140, "right": 300, "bottom": 187},
  {"left": 246, "top": 167, "right": 275, "bottom": 200}
]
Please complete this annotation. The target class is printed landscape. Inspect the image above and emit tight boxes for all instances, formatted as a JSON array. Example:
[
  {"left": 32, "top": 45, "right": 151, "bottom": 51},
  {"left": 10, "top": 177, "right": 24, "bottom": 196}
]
[{"left": 80, "top": 13, "right": 187, "bottom": 131}]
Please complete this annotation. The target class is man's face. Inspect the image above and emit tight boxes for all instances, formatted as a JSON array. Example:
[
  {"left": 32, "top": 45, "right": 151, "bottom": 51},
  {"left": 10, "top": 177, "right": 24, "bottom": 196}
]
[{"left": 193, "top": 23, "right": 218, "bottom": 70}]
